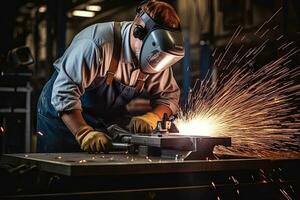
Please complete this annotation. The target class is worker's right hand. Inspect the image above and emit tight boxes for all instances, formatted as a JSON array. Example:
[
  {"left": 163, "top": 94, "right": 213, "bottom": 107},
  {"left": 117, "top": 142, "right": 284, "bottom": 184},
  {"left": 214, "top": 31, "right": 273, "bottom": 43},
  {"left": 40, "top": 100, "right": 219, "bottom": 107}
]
[{"left": 75, "top": 125, "right": 112, "bottom": 153}]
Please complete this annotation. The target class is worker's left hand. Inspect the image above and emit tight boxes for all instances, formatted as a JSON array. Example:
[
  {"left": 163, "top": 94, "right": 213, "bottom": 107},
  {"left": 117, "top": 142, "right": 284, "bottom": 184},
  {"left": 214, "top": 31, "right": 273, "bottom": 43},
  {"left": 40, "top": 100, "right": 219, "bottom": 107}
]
[{"left": 128, "top": 112, "right": 161, "bottom": 133}]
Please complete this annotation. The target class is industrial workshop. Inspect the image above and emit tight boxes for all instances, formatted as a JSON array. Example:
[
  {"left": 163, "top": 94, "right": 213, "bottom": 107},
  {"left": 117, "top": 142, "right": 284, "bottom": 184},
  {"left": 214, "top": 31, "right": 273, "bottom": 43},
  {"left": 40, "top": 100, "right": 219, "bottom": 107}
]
[{"left": 0, "top": 0, "right": 300, "bottom": 199}]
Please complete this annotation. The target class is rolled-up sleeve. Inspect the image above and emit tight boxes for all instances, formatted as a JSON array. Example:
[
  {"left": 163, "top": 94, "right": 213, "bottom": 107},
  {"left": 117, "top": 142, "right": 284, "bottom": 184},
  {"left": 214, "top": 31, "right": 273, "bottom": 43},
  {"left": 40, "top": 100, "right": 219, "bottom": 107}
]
[
  {"left": 51, "top": 39, "right": 101, "bottom": 112},
  {"left": 145, "top": 68, "right": 180, "bottom": 114}
]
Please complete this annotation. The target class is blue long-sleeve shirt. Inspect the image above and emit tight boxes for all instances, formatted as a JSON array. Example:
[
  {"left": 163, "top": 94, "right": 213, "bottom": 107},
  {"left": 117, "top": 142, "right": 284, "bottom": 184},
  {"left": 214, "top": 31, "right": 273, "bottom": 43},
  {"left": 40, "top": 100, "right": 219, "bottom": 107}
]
[{"left": 51, "top": 21, "right": 180, "bottom": 114}]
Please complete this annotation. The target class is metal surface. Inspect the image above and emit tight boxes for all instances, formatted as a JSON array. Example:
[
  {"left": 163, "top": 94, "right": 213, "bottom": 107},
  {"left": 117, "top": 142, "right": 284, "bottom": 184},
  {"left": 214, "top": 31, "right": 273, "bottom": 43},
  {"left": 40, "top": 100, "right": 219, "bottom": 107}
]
[
  {"left": 107, "top": 124, "right": 231, "bottom": 159},
  {"left": 2, "top": 152, "right": 272, "bottom": 176},
  {"left": 111, "top": 142, "right": 134, "bottom": 152},
  {"left": 2, "top": 153, "right": 300, "bottom": 200},
  {"left": 131, "top": 135, "right": 231, "bottom": 150},
  {"left": 131, "top": 134, "right": 231, "bottom": 159}
]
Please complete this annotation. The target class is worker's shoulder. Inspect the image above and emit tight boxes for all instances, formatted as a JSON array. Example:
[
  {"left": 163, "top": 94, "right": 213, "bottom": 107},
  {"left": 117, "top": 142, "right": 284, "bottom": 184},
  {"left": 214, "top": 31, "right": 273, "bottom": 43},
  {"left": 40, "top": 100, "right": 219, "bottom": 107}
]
[
  {"left": 72, "top": 21, "right": 132, "bottom": 47},
  {"left": 71, "top": 22, "right": 113, "bottom": 45}
]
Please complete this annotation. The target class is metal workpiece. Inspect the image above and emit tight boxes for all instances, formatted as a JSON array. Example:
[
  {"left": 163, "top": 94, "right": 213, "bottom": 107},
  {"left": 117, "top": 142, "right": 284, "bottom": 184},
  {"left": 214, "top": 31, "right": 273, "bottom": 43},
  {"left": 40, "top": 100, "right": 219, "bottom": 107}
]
[
  {"left": 2, "top": 152, "right": 272, "bottom": 176},
  {"left": 131, "top": 134, "right": 231, "bottom": 150},
  {"left": 131, "top": 134, "right": 231, "bottom": 159},
  {"left": 107, "top": 124, "right": 232, "bottom": 159}
]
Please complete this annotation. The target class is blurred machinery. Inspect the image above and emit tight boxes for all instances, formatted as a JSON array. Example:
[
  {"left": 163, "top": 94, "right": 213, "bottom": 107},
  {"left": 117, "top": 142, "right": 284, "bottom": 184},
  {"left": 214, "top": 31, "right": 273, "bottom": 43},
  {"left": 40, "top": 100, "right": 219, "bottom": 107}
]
[{"left": 0, "top": 46, "right": 34, "bottom": 154}]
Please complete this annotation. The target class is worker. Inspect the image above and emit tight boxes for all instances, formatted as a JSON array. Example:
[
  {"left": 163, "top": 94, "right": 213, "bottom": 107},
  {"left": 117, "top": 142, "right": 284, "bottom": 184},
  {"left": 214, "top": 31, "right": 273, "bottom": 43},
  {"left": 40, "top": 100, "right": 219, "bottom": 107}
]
[{"left": 36, "top": 0, "right": 184, "bottom": 153}]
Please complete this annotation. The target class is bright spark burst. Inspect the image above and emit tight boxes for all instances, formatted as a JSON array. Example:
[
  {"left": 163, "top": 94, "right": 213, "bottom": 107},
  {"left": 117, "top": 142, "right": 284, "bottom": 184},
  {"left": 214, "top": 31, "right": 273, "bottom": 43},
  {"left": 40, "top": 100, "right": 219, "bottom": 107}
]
[
  {"left": 176, "top": 116, "right": 223, "bottom": 136},
  {"left": 37, "top": 131, "right": 44, "bottom": 136},
  {"left": 175, "top": 8, "right": 300, "bottom": 158}
]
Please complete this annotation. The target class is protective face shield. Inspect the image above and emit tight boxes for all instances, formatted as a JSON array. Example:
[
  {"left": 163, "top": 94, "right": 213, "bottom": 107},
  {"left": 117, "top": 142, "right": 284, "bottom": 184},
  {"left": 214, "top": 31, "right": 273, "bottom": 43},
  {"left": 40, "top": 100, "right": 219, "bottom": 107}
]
[{"left": 134, "top": 11, "right": 185, "bottom": 74}]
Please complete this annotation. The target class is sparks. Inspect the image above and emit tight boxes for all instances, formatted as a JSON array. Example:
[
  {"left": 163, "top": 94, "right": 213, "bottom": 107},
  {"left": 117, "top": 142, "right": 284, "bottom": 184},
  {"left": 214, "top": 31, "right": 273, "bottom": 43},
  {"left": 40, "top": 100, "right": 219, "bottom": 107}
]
[
  {"left": 37, "top": 131, "right": 44, "bottom": 136},
  {"left": 175, "top": 116, "right": 223, "bottom": 136},
  {"left": 176, "top": 8, "right": 300, "bottom": 158}
]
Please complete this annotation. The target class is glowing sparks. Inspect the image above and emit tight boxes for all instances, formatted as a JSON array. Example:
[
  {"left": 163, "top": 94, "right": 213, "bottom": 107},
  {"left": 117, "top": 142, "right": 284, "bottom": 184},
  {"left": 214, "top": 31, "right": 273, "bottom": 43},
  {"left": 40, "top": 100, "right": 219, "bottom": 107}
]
[
  {"left": 176, "top": 8, "right": 300, "bottom": 158},
  {"left": 175, "top": 116, "right": 222, "bottom": 136},
  {"left": 0, "top": 126, "right": 4, "bottom": 134},
  {"left": 37, "top": 131, "right": 44, "bottom": 136}
]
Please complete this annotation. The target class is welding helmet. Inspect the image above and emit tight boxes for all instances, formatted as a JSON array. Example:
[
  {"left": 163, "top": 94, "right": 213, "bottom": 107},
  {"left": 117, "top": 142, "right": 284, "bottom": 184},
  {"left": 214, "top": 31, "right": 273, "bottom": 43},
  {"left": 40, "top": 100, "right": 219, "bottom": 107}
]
[{"left": 133, "top": 11, "right": 185, "bottom": 74}]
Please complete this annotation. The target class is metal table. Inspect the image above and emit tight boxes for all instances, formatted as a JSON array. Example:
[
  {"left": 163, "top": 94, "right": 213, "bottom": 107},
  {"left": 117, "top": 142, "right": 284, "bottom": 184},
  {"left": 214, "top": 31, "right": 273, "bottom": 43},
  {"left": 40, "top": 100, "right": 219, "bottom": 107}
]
[
  {"left": 3, "top": 152, "right": 270, "bottom": 176},
  {"left": 1, "top": 153, "right": 300, "bottom": 200}
]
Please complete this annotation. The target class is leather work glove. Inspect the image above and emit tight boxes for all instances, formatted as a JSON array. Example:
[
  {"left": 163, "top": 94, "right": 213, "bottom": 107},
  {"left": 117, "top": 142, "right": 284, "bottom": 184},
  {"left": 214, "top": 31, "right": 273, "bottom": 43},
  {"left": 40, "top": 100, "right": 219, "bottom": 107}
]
[
  {"left": 75, "top": 125, "right": 112, "bottom": 153},
  {"left": 128, "top": 112, "right": 161, "bottom": 133}
]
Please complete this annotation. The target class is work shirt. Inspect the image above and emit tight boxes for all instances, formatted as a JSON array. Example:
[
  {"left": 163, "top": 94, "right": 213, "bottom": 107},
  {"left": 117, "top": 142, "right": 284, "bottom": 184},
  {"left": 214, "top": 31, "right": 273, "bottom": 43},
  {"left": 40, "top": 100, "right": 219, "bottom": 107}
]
[{"left": 51, "top": 21, "right": 180, "bottom": 115}]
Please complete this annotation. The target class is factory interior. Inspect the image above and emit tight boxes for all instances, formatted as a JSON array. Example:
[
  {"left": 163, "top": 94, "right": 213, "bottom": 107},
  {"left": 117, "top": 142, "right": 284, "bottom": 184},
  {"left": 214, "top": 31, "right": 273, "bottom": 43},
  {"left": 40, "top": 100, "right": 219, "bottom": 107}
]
[{"left": 0, "top": 0, "right": 300, "bottom": 199}]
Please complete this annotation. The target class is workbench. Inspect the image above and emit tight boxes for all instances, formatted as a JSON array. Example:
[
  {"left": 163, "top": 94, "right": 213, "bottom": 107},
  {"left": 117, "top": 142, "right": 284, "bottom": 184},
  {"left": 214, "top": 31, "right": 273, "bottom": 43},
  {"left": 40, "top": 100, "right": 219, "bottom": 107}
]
[{"left": 1, "top": 152, "right": 300, "bottom": 200}]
